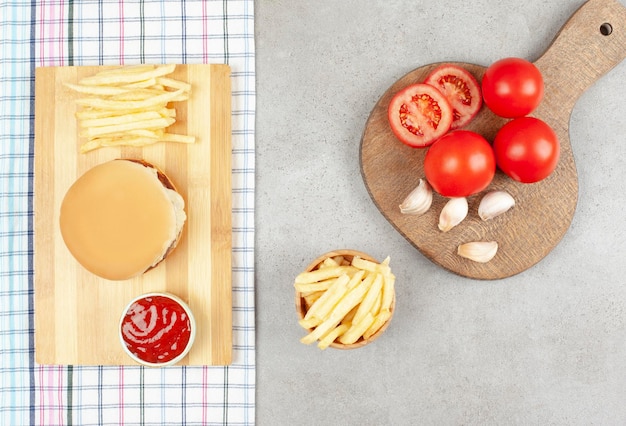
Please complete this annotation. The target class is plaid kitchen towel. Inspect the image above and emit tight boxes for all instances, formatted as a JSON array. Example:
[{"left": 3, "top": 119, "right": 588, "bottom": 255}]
[{"left": 0, "top": 1, "right": 255, "bottom": 425}]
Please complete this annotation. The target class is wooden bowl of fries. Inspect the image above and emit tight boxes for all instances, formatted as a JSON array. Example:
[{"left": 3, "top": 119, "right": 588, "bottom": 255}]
[{"left": 294, "top": 249, "right": 395, "bottom": 350}]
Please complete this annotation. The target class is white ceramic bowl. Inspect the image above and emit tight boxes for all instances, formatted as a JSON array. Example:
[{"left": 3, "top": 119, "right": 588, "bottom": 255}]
[{"left": 119, "top": 292, "right": 196, "bottom": 367}]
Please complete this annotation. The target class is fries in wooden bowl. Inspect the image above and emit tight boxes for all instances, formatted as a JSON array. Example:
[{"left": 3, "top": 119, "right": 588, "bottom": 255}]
[{"left": 294, "top": 250, "right": 395, "bottom": 350}]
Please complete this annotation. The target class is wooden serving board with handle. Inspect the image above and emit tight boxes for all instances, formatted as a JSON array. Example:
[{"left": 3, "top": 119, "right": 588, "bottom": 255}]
[
  {"left": 361, "top": 0, "right": 626, "bottom": 279},
  {"left": 34, "top": 64, "right": 233, "bottom": 365}
]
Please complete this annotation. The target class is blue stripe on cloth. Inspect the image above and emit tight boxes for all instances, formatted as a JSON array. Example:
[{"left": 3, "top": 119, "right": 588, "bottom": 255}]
[
  {"left": 1, "top": 0, "right": 256, "bottom": 424},
  {"left": 29, "top": 0, "right": 37, "bottom": 425},
  {"left": 0, "top": 0, "right": 33, "bottom": 425}
]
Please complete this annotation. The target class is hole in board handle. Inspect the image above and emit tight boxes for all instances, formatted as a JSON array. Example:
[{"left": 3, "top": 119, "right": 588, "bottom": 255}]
[{"left": 600, "top": 22, "right": 613, "bottom": 36}]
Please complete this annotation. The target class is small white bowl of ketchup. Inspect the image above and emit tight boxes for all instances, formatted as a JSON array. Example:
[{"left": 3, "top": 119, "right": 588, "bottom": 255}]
[{"left": 119, "top": 292, "right": 196, "bottom": 367}]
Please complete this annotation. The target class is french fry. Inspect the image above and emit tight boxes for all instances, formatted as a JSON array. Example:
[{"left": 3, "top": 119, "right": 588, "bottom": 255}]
[
  {"left": 79, "top": 129, "right": 166, "bottom": 153},
  {"left": 299, "top": 317, "right": 322, "bottom": 330},
  {"left": 159, "top": 108, "right": 177, "bottom": 118},
  {"left": 160, "top": 133, "right": 195, "bottom": 143},
  {"left": 318, "top": 324, "right": 349, "bottom": 350},
  {"left": 78, "top": 64, "right": 176, "bottom": 86},
  {"left": 352, "top": 273, "right": 383, "bottom": 325},
  {"left": 319, "top": 257, "right": 340, "bottom": 269},
  {"left": 107, "top": 89, "right": 161, "bottom": 101},
  {"left": 305, "top": 274, "right": 351, "bottom": 323},
  {"left": 64, "top": 83, "right": 129, "bottom": 96},
  {"left": 381, "top": 272, "right": 395, "bottom": 312},
  {"left": 79, "top": 110, "right": 164, "bottom": 128},
  {"left": 371, "top": 290, "right": 382, "bottom": 317},
  {"left": 311, "top": 271, "right": 366, "bottom": 323},
  {"left": 75, "top": 88, "right": 184, "bottom": 111},
  {"left": 351, "top": 256, "right": 392, "bottom": 276},
  {"left": 341, "top": 304, "right": 359, "bottom": 325},
  {"left": 296, "top": 271, "right": 362, "bottom": 306},
  {"left": 294, "top": 277, "right": 336, "bottom": 294},
  {"left": 87, "top": 128, "right": 165, "bottom": 139},
  {"left": 109, "top": 88, "right": 188, "bottom": 102},
  {"left": 300, "top": 274, "right": 374, "bottom": 345},
  {"left": 156, "top": 76, "right": 192, "bottom": 92},
  {"left": 362, "top": 309, "right": 392, "bottom": 341},
  {"left": 302, "top": 291, "right": 324, "bottom": 309},
  {"left": 120, "top": 78, "right": 158, "bottom": 89},
  {"left": 331, "top": 255, "right": 345, "bottom": 265},
  {"left": 79, "top": 117, "right": 175, "bottom": 139},
  {"left": 302, "top": 274, "right": 348, "bottom": 321},
  {"left": 95, "top": 64, "right": 156, "bottom": 76},
  {"left": 338, "top": 312, "right": 375, "bottom": 345},
  {"left": 74, "top": 105, "right": 175, "bottom": 120},
  {"left": 294, "top": 266, "right": 357, "bottom": 285},
  {"left": 66, "top": 64, "right": 194, "bottom": 152},
  {"left": 80, "top": 136, "right": 161, "bottom": 153},
  {"left": 348, "top": 271, "right": 373, "bottom": 290},
  {"left": 297, "top": 253, "right": 394, "bottom": 348}
]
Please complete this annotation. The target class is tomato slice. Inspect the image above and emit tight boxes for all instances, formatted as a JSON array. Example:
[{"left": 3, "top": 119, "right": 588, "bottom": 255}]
[
  {"left": 424, "top": 64, "right": 482, "bottom": 129},
  {"left": 387, "top": 83, "right": 453, "bottom": 148}
]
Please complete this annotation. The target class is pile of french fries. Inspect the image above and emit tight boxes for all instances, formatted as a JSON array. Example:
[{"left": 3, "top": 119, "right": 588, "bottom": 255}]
[
  {"left": 65, "top": 64, "right": 195, "bottom": 153},
  {"left": 295, "top": 255, "right": 395, "bottom": 350}
]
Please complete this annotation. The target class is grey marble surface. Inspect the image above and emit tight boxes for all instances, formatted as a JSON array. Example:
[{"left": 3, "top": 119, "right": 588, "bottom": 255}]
[{"left": 255, "top": 1, "right": 626, "bottom": 424}]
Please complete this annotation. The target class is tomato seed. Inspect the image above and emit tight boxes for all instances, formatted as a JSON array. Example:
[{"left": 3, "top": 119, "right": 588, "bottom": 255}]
[{"left": 440, "top": 75, "right": 472, "bottom": 106}]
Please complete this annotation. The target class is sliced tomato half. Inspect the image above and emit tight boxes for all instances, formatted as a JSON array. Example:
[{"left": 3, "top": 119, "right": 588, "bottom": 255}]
[
  {"left": 387, "top": 83, "right": 453, "bottom": 148},
  {"left": 424, "top": 64, "right": 482, "bottom": 129}
]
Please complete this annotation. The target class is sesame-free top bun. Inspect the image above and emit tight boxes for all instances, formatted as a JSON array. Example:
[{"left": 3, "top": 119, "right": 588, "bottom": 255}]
[{"left": 59, "top": 159, "right": 186, "bottom": 281}]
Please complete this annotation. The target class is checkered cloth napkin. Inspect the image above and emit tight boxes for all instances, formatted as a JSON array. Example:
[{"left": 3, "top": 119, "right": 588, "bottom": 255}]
[{"left": 0, "top": 1, "right": 255, "bottom": 425}]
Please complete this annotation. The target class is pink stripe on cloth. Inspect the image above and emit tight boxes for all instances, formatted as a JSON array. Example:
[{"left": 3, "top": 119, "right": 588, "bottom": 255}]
[
  {"left": 37, "top": 366, "right": 64, "bottom": 426},
  {"left": 38, "top": 367, "right": 43, "bottom": 425},
  {"left": 202, "top": 1, "right": 208, "bottom": 64},
  {"left": 38, "top": 0, "right": 67, "bottom": 66},
  {"left": 57, "top": 1, "right": 64, "bottom": 63}
]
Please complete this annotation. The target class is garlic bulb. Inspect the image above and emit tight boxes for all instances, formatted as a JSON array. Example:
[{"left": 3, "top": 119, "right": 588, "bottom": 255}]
[
  {"left": 478, "top": 191, "right": 515, "bottom": 221},
  {"left": 457, "top": 241, "right": 498, "bottom": 263},
  {"left": 438, "top": 197, "right": 468, "bottom": 232},
  {"left": 399, "top": 179, "right": 433, "bottom": 215}
]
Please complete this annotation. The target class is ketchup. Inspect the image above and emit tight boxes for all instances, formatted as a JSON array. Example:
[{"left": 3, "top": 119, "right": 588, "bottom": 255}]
[{"left": 121, "top": 295, "right": 192, "bottom": 364}]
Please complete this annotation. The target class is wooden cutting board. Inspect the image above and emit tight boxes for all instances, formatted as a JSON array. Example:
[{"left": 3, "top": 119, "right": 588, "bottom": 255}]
[
  {"left": 361, "top": 0, "right": 626, "bottom": 279},
  {"left": 34, "top": 64, "right": 233, "bottom": 365}
]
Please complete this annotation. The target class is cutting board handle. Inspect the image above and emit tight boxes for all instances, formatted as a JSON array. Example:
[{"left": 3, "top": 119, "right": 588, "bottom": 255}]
[{"left": 535, "top": 0, "right": 626, "bottom": 118}]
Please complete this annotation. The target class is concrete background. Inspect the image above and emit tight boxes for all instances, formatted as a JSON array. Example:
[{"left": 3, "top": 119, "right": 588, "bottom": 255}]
[{"left": 255, "top": 1, "right": 626, "bottom": 424}]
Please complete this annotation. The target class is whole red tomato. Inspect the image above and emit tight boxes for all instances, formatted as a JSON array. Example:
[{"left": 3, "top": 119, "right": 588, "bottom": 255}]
[
  {"left": 481, "top": 57, "right": 544, "bottom": 118},
  {"left": 492, "top": 117, "right": 560, "bottom": 183},
  {"left": 424, "top": 130, "right": 496, "bottom": 197}
]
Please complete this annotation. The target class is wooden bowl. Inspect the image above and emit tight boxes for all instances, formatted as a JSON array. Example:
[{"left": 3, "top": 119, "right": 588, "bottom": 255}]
[{"left": 295, "top": 249, "right": 395, "bottom": 349}]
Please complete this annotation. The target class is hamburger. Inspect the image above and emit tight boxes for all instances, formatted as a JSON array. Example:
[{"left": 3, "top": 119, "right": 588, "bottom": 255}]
[{"left": 59, "top": 159, "right": 186, "bottom": 281}]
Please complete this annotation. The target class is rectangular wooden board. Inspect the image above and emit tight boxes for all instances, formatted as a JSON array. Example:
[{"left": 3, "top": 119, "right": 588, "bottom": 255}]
[{"left": 34, "top": 64, "right": 233, "bottom": 366}]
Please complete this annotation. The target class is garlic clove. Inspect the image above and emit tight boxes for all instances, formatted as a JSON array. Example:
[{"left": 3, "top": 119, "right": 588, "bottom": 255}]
[
  {"left": 399, "top": 179, "right": 433, "bottom": 215},
  {"left": 438, "top": 197, "right": 468, "bottom": 232},
  {"left": 457, "top": 241, "right": 498, "bottom": 263},
  {"left": 478, "top": 190, "right": 515, "bottom": 221}
]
